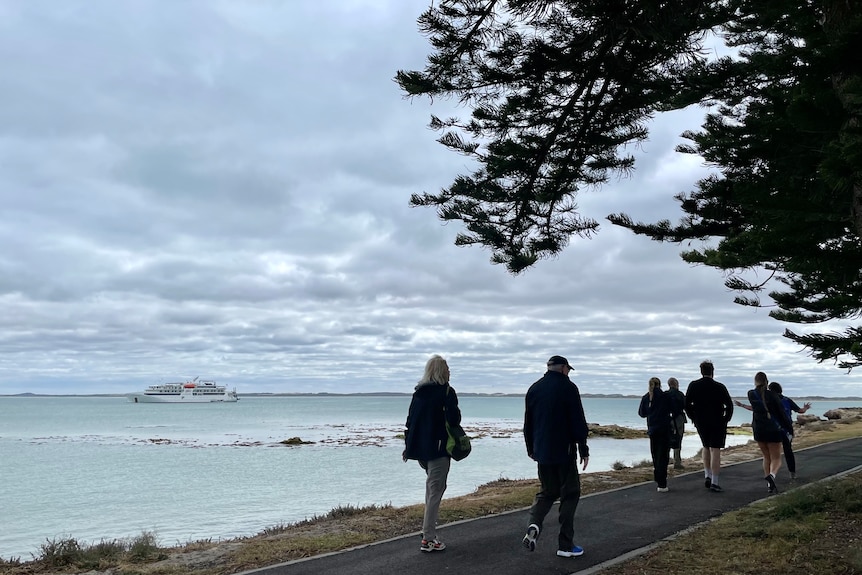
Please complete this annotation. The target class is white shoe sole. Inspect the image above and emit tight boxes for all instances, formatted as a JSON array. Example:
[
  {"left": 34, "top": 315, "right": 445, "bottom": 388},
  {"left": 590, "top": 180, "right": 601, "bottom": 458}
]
[{"left": 556, "top": 548, "right": 584, "bottom": 558}]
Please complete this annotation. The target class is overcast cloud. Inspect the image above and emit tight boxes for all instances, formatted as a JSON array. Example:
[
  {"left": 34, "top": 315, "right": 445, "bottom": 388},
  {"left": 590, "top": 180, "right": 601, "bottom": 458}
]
[{"left": 0, "top": 1, "right": 858, "bottom": 398}]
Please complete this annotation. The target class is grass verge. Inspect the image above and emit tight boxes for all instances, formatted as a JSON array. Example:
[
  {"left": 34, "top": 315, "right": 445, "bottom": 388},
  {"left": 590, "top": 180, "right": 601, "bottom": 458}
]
[{"left": 601, "top": 471, "right": 862, "bottom": 575}]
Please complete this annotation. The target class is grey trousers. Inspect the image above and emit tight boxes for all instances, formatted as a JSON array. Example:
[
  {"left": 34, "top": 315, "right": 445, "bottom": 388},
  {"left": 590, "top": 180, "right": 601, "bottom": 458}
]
[{"left": 421, "top": 456, "right": 451, "bottom": 540}]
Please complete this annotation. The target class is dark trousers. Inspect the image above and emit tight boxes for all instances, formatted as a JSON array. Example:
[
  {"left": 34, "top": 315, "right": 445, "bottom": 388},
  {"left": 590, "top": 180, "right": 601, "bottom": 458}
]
[
  {"left": 529, "top": 461, "right": 582, "bottom": 551},
  {"left": 650, "top": 430, "right": 671, "bottom": 488},
  {"left": 781, "top": 434, "right": 796, "bottom": 473}
]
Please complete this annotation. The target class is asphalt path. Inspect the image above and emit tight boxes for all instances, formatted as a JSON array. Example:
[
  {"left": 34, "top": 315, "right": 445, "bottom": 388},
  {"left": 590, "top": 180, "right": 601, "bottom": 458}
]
[{"left": 241, "top": 437, "right": 862, "bottom": 575}]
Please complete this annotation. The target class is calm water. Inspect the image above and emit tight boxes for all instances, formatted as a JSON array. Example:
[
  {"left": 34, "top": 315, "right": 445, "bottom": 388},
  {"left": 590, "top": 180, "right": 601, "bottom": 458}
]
[{"left": 1, "top": 395, "right": 857, "bottom": 559}]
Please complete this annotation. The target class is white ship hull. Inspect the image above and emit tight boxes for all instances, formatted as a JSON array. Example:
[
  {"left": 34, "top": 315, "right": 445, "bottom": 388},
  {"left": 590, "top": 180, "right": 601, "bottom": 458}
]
[
  {"left": 128, "top": 379, "right": 239, "bottom": 403},
  {"left": 128, "top": 391, "right": 238, "bottom": 403}
]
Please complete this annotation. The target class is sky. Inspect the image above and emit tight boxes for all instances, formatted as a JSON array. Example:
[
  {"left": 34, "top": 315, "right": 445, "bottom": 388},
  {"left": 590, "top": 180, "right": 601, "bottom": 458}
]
[{"left": 0, "top": 1, "right": 859, "bottom": 398}]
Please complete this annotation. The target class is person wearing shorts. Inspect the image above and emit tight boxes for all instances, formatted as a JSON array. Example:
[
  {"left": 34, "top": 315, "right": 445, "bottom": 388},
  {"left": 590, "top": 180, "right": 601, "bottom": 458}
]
[{"left": 684, "top": 360, "right": 734, "bottom": 492}]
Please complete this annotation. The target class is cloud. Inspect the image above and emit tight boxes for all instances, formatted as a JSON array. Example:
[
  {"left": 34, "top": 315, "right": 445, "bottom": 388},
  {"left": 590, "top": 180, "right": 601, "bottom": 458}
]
[{"left": 0, "top": 1, "right": 858, "bottom": 400}]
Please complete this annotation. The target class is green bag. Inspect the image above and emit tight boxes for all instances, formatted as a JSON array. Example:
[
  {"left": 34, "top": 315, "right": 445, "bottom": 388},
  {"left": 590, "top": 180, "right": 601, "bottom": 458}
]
[{"left": 444, "top": 385, "right": 471, "bottom": 461}]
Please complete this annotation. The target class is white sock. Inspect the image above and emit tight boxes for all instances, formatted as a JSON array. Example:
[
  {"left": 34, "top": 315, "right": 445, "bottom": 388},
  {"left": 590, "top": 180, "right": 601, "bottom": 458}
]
[{"left": 712, "top": 473, "right": 719, "bottom": 485}]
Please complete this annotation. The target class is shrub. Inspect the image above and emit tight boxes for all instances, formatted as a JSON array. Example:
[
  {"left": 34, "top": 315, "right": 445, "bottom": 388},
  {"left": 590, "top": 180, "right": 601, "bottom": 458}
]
[
  {"left": 127, "top": 531, "right": 165, "bottom": 563},
  {"left": 39, "top": 536, "right": 84, "bottom": 568}
]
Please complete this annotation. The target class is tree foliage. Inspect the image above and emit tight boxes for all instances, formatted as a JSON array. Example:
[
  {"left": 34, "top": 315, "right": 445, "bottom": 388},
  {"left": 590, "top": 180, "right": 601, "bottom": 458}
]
[{"left": 396, "top": 0, "right": 862, "bottom": 369}]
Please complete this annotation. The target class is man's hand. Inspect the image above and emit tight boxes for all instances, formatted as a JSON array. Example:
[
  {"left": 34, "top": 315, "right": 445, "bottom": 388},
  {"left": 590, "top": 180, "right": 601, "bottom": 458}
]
[{"left": 580, "top": 456, "right": 589, "bottom": 471}]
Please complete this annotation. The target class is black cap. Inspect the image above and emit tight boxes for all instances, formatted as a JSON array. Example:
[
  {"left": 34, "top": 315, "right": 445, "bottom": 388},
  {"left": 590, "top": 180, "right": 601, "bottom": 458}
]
[{"left": 547, "top": 355, "right": 572, "bottom": 368}]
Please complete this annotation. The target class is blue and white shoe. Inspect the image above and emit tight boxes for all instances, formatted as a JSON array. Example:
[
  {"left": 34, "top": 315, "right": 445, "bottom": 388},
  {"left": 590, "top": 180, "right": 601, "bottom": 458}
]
[{"left": 556, "top": 545, "right": 584, "bottom": 558}]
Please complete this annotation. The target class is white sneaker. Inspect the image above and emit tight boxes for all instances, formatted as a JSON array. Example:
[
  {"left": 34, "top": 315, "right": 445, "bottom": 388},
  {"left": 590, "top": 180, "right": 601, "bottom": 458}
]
[
  {"left": 657, "top": 487, "right": 669, "bottom": 492},
  {"left": 556, "top": 546, "right": 584, "bottom": 557},
  {"left": 522, "top": 523, "right": 539, "bottom": 552}
]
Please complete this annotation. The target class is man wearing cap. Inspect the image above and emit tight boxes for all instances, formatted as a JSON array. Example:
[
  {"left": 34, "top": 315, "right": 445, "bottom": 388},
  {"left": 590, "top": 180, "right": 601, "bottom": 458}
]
[{"left": 521, "top": 355, "right": 590, "bottom": 558}]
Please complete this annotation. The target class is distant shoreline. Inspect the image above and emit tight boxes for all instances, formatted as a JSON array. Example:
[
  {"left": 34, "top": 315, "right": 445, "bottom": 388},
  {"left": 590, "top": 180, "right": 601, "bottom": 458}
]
[{"left": 2, "top": 392, "right": 861, "bottom": 401}]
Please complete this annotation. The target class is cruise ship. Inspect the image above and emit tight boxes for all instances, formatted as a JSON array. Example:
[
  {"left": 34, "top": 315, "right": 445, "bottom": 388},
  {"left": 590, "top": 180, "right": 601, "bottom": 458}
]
[{"left": 128, "top": 378, "right": 239, "bottom": 403}]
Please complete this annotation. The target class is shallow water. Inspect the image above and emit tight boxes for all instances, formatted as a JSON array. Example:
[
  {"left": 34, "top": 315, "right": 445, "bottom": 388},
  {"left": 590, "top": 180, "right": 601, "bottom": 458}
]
[{"left": 1, "top": 395, "right": 854, "bottom": 559}]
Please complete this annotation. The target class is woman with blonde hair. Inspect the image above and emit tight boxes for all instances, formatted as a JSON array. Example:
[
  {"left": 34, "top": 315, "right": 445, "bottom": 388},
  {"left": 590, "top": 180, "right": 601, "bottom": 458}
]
[
  {"left": 638, "top": 377, "right": 673, "bottom": 492},
  {"left": 746, "top": 372, "right": 793, "bottom": 493},
  {"left": 403, "top": 354, "right": 462, "bottom": 552}
]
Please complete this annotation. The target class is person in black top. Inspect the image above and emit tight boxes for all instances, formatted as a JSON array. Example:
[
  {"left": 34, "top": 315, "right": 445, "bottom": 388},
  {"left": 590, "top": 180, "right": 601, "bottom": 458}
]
[
  {"left": 770, "top": 381, "right": 811, "bottom": 479},
  {"left": 638, "top": 377, "right": 674, "bottom": 492},
  {"left": 746, "top": 372, "right": 793, "bottom": 493},
  {"left": 684, "top": 360, "right": 734, "bottom": 492},
  {"left": 734, "top": 381, "right": 811, "bottom": 480},
  {"left": 403, "top": 354, "right": 462, "bottom": 552},
  {"left": 666, "top": 377, "right": 688, "bottom": 469},
  {"left": 522, "top": 355, "right": 590, "bottom": 559}
]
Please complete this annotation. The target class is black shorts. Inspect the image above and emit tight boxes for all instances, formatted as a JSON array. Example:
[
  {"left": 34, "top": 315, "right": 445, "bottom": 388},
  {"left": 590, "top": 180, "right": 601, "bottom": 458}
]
[
  {"left": 696, "top": 425, "right": 727, "bottom": 449},
  {"left": 753, "top": 426, "right": 785, "bottom": 444}
]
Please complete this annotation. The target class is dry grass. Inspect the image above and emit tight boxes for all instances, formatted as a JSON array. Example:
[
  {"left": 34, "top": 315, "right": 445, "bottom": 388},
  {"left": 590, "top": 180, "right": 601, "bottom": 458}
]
[{"left": 2, "top": 415, "right": 860, "bottom": 575}]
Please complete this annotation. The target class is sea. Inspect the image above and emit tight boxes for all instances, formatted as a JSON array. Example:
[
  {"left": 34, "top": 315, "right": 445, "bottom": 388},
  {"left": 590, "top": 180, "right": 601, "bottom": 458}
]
[{"left": 1, "top": 394, "right": 859, "bottom": 560}]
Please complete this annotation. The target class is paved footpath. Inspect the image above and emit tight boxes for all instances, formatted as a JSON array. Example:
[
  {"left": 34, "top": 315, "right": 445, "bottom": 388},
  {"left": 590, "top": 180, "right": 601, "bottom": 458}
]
[{"left": 241, "top": 437, "right": 862, "bottom": 575}]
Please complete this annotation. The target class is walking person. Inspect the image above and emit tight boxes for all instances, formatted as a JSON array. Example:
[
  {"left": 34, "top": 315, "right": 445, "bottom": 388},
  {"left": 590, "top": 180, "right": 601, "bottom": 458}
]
[
  {"left": 666, "top": 377, "right": 688, "bottom": 469},
  {"left": 684, "top": 360, "right": 734, "bottom": 492},
  {"left": 638, "top": 377, "right": 673, "bottom": 492},
  {"left": 402, "top": 354, "right": 462, "bottom": 552},
  {"left": 770, "top": 382, "right": 811, "bottom": 479},
  {"left": 522, "top": 355, "right": 590, "bottom": 559},
  {"left": 746, "top": 372, "right": 793, "bottom": 493},
  {"left": 735, "top": 381, "right": 811, "bottom": 480}
]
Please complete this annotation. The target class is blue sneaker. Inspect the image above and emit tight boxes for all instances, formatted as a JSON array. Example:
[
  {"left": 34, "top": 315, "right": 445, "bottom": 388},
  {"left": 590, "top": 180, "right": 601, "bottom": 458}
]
[
  {"left": 522, "top": 524, "right": 539, "bottom": 552},
  {"left": 556, "top": 546, "right": 584, "bottom": 558}
]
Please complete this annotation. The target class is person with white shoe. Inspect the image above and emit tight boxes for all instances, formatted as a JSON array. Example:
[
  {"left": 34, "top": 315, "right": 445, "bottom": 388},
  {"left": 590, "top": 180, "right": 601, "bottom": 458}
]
[
  {"left": 522, "top": 355, "right": 590, "bottom": 558},
  {"left": 685, "top": 360, "right": 734, "bottom": 492},
  {"left": 638, "top": 377, "right": 674, "bottom": 492}
]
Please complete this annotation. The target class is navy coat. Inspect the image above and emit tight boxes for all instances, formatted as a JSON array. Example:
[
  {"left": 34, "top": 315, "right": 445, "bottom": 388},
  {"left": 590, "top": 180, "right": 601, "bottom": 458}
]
[
  {"left": 638, "top": 389, "right": 674, "bottom": 436},
  {"left": 404, "top": 382, "right": 461, "bottom": 462},
  {"left": 523, "top": 370, "right": 590, "bottom": 465}
]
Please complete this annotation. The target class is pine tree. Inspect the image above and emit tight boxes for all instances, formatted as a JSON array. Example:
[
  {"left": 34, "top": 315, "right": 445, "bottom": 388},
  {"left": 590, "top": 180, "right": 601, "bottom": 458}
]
[{"left": 396, "top": 0, "right": 862, "bottom": 368}]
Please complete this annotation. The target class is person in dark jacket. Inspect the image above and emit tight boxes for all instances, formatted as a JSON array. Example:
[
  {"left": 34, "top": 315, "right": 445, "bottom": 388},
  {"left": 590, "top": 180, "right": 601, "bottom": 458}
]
[
  {"left": 746, "top": 372, "right": 793, "bottom": 493},
  {"left": 734, "top": 381, "right": 811, "bottom": 480},
  {"left": 770, "top": 381, "right": 810, "bottom": 479},
  {"left": 638, "top": 377, "right": 673, "bottom": 492},
  {"left": 521, "top": 355, "right": 590, "bottom": 559},
  {"left": 403, "top": 354, "right": 461, "bottom": 553},
  {"left": 666, "top": 377, "right": 688, "bottom": 469},
  {"left": 684, "top": 360, "right": 733, "bottom": 492}
]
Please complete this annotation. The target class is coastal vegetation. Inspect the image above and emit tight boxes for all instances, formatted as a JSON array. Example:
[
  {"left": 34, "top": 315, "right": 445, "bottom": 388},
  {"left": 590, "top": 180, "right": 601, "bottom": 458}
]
[{"left": 2, "top": 413, "right": 860, "bottom": 575}]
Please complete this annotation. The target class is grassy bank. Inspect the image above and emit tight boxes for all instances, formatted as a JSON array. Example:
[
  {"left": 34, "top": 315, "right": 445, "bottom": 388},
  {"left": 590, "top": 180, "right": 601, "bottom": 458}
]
[
  {"left": 603, "top": 471, "right": 862, "bottom": 575},
  {"left": 2, "top": 415, "right": 860, "bottom": 575}
]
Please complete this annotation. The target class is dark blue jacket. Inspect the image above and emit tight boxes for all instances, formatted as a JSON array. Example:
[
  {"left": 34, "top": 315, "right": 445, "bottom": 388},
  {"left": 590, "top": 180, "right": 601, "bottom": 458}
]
[
  {"left": 638, "top": 390, "right": 673, "bottom": 436},
  {"left": 404, "top": 382, "right": 461, "bottom": 461},
  {"left": 524, "top": 371, "right": 590, "bottom": 465},
  {"left": 748, "top": 388, "right": 793, "bottom": 437}
]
